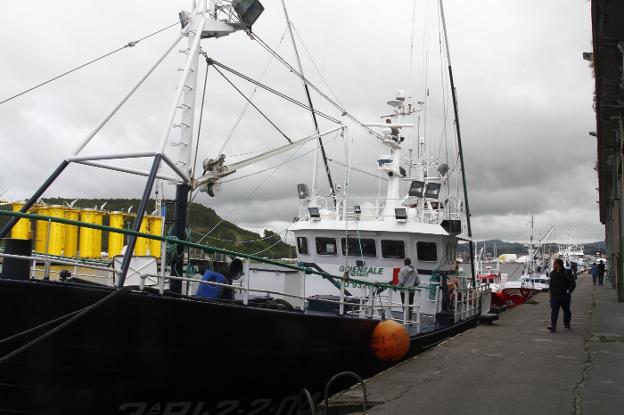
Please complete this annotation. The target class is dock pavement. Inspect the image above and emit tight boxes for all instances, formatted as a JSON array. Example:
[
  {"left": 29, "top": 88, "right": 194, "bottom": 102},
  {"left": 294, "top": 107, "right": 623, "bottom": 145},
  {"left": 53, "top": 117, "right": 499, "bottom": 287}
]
[{"left": 328, "top": 272, "right": 624, "bottom": 414}]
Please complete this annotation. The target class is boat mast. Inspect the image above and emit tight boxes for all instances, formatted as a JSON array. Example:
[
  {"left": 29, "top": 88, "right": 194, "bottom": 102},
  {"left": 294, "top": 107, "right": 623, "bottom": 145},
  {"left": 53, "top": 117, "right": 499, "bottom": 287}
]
[
  {"left": 281, "top": 0, "right": 337, "bottom": 207},
  {"left": 438, "top": 0, "right": 475, "bottom": 284}
]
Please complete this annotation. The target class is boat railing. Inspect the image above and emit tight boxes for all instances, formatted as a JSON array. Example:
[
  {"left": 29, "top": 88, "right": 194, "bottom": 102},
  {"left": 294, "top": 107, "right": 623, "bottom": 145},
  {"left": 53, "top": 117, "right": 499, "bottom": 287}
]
[
  {"left": 298, "top": 195, "right": 467, "bottom": 227},
  {"left": 0, "top": 209, "right": 485, "bottom": 330}
]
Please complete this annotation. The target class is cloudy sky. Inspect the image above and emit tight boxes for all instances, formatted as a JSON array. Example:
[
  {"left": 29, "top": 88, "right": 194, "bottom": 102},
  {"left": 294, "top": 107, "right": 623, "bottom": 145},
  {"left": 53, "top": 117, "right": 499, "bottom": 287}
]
[{"left": 0, "top": 0, "right": 599, "bottom": 244}]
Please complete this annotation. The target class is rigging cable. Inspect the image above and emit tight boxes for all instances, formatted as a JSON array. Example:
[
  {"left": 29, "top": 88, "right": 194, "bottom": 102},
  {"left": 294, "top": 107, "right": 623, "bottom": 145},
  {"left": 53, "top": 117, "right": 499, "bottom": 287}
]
[
  {"left": 217, "top": 27, "right": 289, "bottom": 156},
  {"left": 326, "top": 158, "right": 388, "bottom": 181},
  {"left": 195, "top": 132, "right": 341, "bottom": 243},
  {"left": 251, "top": 33, "right": 383, "bottom": 142},
  {"left": 211, "top": 64, "right": 292, "bottom": 143},
  {"left": 207, "top": 59, "right": 341, "bottom": 124},
  {"left": 282, "top": 0, "right": 337, "bottom": 206},
  {"left": 0, "top": 22, "right": 179, "bottom": 106},
  {"left": 220, "top": 132, "right": 341, "bottom": 185}
]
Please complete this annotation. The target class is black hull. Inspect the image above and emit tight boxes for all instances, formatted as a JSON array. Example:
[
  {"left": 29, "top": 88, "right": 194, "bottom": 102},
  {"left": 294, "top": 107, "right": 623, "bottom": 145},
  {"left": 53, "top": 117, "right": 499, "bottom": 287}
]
[{"left": 0, "top": 279, "right": 478, "bottom": 414}]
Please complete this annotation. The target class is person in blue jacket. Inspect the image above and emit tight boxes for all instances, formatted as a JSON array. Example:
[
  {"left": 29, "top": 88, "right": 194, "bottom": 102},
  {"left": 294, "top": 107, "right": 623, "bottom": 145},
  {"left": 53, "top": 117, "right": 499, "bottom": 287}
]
[{"left": 590, "top": 262, "right": 598, "bottom": 285}]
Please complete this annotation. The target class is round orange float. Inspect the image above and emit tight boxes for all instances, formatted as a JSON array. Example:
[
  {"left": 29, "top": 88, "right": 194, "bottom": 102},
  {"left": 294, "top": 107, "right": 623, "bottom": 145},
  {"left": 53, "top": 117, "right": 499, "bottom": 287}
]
[{"left": 370, "top": 319, "right": 410, "bottom": 362}]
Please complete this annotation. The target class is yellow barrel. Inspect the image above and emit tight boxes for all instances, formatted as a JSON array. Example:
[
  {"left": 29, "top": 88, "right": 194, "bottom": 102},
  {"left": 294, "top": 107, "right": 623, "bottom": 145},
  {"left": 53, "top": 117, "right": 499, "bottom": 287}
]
[
  {"left": 46, "top": 206, "right": 65, "bottom": 256},
  {"left": 63, "top": 208, "right": 80, "bottom": 257},
  {"left": 108, "top": 211, "right": 125, "bottom": 258},
  {"left": 10, "top": 202, "right": 31, "bottom": 240},
  {"left": 79, "top": 209, "right": 103, "bottom": 258},
  {"left": 34, "top": 206, "right": 50, "bottom": 253},
  {"left": 148, "top": 216, "right": 163, "bottom": 258},
  {"left": 133, "top": 216, "right": 150, "bottom": 256}
]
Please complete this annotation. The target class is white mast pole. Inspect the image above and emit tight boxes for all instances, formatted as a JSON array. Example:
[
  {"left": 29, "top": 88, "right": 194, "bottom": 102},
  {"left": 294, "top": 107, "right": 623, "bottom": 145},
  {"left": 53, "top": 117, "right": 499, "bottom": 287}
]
[{"left": 158, "top": 6, "right": 205, "bottom": 161}]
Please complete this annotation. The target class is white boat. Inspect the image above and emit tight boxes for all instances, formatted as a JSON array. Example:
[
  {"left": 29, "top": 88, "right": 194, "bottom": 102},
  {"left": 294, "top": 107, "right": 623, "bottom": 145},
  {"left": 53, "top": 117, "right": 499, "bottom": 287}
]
[
  {"left": 0, "top": 1, "right": 492, "bottom": 413},
  {"left": 517, "top": 218, "right": 553, "bottom": 291}
]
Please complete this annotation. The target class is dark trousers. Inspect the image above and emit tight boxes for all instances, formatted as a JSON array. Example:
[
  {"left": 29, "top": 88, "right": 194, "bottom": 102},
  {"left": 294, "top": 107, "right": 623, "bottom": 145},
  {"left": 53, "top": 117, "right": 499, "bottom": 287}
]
[
  {"left": 598, "top": 273, "right": 604, "bottom": 285},
  {"left": 592, "top": 274, "right": 598, "bottom": 285},
  {"left": 401, "top": 291, "right": 415, "bottom": 320},
  {"left": 550, "top": 294, "right": 571, "bottom": 330}
]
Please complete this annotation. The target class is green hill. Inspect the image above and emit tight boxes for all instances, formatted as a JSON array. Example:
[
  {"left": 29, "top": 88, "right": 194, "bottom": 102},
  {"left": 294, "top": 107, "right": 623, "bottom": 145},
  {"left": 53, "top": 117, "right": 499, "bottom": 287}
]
[{"left": 0, "top": 198, "right": 295, "bottom": 259}]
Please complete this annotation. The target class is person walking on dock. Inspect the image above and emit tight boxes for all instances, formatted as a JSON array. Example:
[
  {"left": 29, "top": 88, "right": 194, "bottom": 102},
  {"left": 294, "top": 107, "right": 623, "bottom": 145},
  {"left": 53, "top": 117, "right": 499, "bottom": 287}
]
[
  {"left": 397, "top": 258, "right": 420, "bottom": 320},
  {"left": 597, "top": 260, "right": 606, "bottom": 285},
  {"left": 590, "top": 262, "right": 598, "bottom": 285},
  {"left": 547, "top": 258, "right": 576, "bottom": 332}
]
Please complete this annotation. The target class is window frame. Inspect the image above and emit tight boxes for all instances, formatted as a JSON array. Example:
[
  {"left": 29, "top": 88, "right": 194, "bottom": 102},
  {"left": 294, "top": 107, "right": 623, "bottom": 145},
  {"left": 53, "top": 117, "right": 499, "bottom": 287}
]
[
  {"left": 381, "top": 239, "right": 406, "bottom": 259},
  {"left": 340, "top": 237, "right": 377, "bottom": 258},
  {"left": 296, "top": 236, "right": 308, "bottom": 255},
  {"left": 417, "top": 241, "right": 438, "bottom": 262},
  {"left": 315, "top": 237, "right": 338, "bottom": 256}
]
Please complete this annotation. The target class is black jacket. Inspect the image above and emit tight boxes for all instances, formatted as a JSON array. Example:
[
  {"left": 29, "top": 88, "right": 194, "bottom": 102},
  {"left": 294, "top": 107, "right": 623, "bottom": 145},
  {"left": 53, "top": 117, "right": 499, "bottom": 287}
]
[{"left": 549, "top": 270, "right": 575, "bottom": 298}]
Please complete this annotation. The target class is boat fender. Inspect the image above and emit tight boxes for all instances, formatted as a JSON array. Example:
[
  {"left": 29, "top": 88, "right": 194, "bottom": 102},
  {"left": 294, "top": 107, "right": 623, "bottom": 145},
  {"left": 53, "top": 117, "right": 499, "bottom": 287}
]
[{"left": 370, "top": 319, "right": 409, "bottom": 362}]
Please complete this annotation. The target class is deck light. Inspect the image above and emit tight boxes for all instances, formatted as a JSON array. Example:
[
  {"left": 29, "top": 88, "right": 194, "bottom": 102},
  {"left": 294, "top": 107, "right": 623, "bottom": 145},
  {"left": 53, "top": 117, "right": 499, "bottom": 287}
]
[
  {"left": 408, "top": 181, "right": 425, "bottom": 197},
  {"left": 297, "top": 183, "right": 310, "bottom": 200},
  {"left": 424, "top": 182, "right": 441, "bottom": 199},
  {"left": 232, "top": 0, "right": 265, "bottom": 28},
  {"left": 308, "top": 207, "right": 321, "bottom": 220},
  {"left": 395, "top": 208, "right": 408, "bottom": 222}
]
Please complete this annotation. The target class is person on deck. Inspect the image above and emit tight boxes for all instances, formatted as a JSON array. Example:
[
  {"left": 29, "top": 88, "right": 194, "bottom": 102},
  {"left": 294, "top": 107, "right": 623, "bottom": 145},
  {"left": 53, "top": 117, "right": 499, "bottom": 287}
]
[
  {"left": 547, "top": 258, "right": 576, "bottom": 333},
  {"left": 397, "top": 258, "right": 420, "bottom": 320}
]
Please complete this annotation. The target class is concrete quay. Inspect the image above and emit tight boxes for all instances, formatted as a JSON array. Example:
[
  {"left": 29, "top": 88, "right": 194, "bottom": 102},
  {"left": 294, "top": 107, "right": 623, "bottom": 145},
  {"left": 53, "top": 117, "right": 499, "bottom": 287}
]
[{"left": 329, "top": 273, "right": 624, "bottom": 414}]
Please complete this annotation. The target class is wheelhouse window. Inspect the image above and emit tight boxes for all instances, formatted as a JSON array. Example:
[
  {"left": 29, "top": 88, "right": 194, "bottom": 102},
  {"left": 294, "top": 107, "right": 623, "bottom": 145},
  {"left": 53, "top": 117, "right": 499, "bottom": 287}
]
[
  {"left": 341, "top": 237, "right": 376, "bottom": 257},
  {"left": 296, "top": 237, "right": 308, "bottom": 255},
  {"left": 381, "top": 240, "right": 405, "bottom": 259},
  {"left": 417, "top": 241, "right": 437, "bottom": 262},
  {"left": 316, "top": 237, "right": 337, "bottom": 255}
]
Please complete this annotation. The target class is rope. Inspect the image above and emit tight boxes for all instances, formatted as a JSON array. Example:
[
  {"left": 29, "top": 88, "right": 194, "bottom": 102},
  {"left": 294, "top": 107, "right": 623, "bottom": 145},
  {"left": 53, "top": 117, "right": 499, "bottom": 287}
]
[
  {"left": 0, "top": 286, "right": 135, "bottom": 364},
  {"left": 0, "top": 22, "right": 179, "bottom": 106}
]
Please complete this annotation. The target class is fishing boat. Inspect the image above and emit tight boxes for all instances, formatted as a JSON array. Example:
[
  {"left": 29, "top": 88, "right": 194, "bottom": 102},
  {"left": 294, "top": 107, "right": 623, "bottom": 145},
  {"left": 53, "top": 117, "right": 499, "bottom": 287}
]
[{"left": 0, "top": 1, "right": 490, "bottom": 414}]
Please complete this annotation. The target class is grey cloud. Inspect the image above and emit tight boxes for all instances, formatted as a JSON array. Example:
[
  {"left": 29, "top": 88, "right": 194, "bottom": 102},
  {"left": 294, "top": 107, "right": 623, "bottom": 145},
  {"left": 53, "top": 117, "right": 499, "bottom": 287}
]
[{"left": 0, "top": 0, "right": 603, "bottom": 243}]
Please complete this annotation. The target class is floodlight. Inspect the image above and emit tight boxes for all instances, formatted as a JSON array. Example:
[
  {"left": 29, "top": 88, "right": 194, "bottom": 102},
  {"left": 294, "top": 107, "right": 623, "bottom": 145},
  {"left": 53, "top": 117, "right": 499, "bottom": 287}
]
[
  {"left": 424, "top": 182, "right": 441, "bottom": 199},
  {"left": 297, "top": 183, "right": 310, "bottom": 200},
  {"left": 232, "top": 0, "right": 265, "bottom": 28},
  {"left": 409, "top": 181, "right": 425, "bottom": 197}
]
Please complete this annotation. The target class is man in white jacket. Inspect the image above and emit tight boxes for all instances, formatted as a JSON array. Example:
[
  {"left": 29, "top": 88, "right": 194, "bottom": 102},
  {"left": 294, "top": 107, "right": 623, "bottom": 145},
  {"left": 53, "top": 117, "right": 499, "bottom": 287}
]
[{"left": 397, "top": 258, "right": 420, "bottom": 320}]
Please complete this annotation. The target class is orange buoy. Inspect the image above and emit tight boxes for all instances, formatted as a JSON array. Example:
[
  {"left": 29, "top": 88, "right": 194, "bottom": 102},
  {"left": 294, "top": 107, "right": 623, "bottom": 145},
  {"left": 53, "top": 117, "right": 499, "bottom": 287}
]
[{"left": 370, "top": 319, "right": 410, "bottom": 362}]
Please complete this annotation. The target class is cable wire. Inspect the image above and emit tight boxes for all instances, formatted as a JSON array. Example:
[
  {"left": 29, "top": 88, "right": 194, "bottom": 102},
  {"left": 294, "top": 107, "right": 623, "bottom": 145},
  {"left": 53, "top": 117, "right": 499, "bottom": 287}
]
[{"left": 0, "top": 22, "right": 179, "bottom": 106}]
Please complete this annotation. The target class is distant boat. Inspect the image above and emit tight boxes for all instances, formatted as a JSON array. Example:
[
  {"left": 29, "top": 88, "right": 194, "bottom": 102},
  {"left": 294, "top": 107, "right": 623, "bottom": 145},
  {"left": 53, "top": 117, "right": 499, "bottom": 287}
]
[{"left": 498, "top": 253, "right": 517, "bottom": 264}]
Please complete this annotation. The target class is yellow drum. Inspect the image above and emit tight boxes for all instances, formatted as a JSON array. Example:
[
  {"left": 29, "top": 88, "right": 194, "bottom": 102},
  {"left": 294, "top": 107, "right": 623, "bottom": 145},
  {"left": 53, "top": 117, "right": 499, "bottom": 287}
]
[
  {"left": 34, "top": 206, "right": 50, "bottom": 253},
  {"left": 79, "top": 209, "right": 103, "bottom": 258},
  {"left": 133, "top": 216, "right": 150, "bottom": 256},
  {"left": 46, "top": 206, "right": 65, "bottom": 256},
  {"left": 108, "top": 211, "right": 125, "bottom": 258},
  {"left": 148, "top": 216, "right": 163, "bottom": 258},
  {"left": 10, "top": 202, "right": 31, "bottom": 240},
  {"left": 63, "top": 208, "right": 80, "bottom": 258}
]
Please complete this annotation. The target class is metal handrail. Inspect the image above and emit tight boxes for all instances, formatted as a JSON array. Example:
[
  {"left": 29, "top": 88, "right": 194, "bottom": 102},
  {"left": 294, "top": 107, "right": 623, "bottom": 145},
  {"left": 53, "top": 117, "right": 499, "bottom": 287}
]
[
  {"left": 0, "top": 209, "right": 405, "bottom": 292},
  {"left": 323, "top": 371, "right": 368, "bottom": 415}
]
